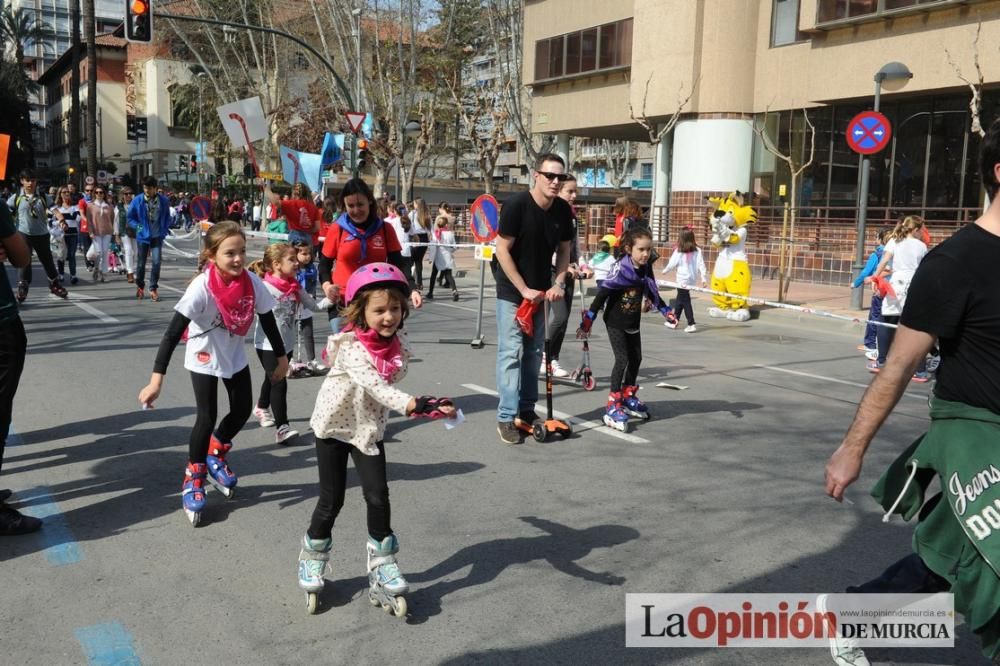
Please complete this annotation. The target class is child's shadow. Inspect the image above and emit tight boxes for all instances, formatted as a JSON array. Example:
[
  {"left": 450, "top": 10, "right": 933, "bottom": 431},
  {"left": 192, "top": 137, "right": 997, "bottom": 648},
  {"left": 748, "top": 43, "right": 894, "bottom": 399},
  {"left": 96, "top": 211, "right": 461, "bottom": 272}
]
[{"left": 400, "top": 515, "right": 639, "bottom": 623}]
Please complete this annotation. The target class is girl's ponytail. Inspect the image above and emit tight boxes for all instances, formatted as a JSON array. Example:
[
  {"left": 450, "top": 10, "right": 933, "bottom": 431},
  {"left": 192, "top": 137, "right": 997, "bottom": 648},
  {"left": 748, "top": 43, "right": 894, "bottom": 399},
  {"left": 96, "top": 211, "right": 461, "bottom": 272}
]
[{"left": 248, "top": 258, "right": 268, "bottom": 277}]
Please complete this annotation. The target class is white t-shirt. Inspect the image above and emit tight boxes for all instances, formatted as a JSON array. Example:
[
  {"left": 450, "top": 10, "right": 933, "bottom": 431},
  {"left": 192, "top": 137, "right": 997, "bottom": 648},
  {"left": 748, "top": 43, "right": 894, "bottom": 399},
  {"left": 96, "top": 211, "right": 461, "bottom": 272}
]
[
  {"left": 386, "top": 215, "right": 411, "bottom": 257},
  {"left": 253, "top": 280, "right": 318, "bottom": 352},
  {"left": 880, "top": 236, "right": 927, "bottom": 316},
  {"left": 175, "top": 271, "right": 276, "bottom": 378}
]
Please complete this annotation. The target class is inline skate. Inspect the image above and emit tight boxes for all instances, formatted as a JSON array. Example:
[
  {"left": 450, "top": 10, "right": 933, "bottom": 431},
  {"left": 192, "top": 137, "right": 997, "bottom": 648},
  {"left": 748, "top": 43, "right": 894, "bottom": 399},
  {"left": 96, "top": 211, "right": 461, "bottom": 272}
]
[
  {"left": 181, "top": 462, "right": 208, "bottom": 527},
  {"left": 206, "top": 434, "right": 238, "bottom": 498},
  {"left": 366, "top": 534, "right": 408, "bottom": 617},
  {"left": 621, "top": 385, "right": 651, "bottom": 420},
  {"left": 298, "top": 534, "right": 332, "bottom": 614},
  {"left": 603, "top": 392, "right": 630, "bottom": 432}
]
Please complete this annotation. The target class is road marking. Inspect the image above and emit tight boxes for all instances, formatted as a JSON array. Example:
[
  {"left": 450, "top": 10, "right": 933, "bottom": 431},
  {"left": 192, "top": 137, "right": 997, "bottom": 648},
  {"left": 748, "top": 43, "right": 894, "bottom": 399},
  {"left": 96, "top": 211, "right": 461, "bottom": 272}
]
[
  {"left": 424, "top": 300, "right": 489, "bottom": 315},
  {"left": 48, "top": 293, "right": 120, "bottom": 323},
  {"left": 75, "top": 622, "right": 141, "bottom": 666},
  {"left": 461, "top": 383, "right": 651, "bottom": 444},
  {"left": 754, "top": 364, "right": 927, "bottom": 401},
  {"left": 157, "top": 284, "right": 186, "bottom": 295},
  {"left": 19, "top": 486, "right": 83, "bottom": 566}
]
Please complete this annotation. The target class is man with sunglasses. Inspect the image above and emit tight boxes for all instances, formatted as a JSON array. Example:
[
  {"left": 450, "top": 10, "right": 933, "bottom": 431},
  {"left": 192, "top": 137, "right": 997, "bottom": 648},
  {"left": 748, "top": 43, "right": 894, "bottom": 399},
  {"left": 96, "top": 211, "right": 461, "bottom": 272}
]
[
  {"left": 493, "top": 153, "right": 574, "bottom": 444},
  {"left": 6, "top": 169, "right": 68, "bottom": 301}
]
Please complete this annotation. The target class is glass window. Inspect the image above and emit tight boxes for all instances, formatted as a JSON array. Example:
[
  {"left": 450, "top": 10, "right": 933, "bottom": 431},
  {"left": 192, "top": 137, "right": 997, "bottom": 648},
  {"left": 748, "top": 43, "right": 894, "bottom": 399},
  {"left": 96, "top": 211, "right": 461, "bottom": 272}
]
[
  {"left": 618, "top": 19, "right": 633, "bottom": 66},
  {"left": 848, "top": 0, "right": 877, "bottom": 17},
  {"left": 565, "top": 32, "right": 581, "bottom": 75},
  {"left": 640, "top": 162, "right": 653, "bottom": 180},
  {"left": 599, "top": 22, "right": 618, "bottom": 69},
  {"left": 884, "top": 0, "right": 918, "bottom": 9},
  {"left": 580, "top": 28, "right": 597, "bottom": 72},
  {"left": 817, "top": 0, "right": 847, "bottom": 22},
  {"left": 534, "top": 39, "right": 550, "bottom": 80},
  {"left": 771, "top": 0, "right": 803, "bottom": 47},
  {"left": 548, "top": 35, "right": 564, "bottom": 79}
]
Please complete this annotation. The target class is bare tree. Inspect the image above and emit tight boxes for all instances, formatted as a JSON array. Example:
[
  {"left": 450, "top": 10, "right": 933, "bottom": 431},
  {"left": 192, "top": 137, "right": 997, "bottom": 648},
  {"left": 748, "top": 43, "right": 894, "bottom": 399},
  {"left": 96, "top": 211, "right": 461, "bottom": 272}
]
[
  {"left": 629, "top": 73, "right": 696, "bottom": 146},
  {"left": 485, "top": 0, "right": 553, "bottom": 165},
  {"left": 751, "top": 108, "right": 816, "bottom": 302},
  {"left": 601, "top": 139, "right": 632, "bottom": 190},
  {"left": 945, "top": 20, "right": 985, "bottom": 138}
]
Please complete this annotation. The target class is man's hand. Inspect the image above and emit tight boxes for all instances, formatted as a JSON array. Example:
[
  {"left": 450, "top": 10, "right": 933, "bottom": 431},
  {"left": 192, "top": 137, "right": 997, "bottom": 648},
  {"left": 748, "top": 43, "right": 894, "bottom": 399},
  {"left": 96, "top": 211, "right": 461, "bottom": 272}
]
[
  {"left": 825, "top": 444, "right": 864, "bottom": 502},
  {"left": 521, "top": 287, "right": 543, "bottom": 303},
  {"left": 544, "top": 284, "right": 564, "bottom": 302}
]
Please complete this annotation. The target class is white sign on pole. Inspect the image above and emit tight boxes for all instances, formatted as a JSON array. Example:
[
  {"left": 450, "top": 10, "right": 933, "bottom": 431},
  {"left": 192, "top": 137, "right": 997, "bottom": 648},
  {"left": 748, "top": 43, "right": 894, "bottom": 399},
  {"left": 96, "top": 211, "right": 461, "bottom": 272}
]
[
  {"left": 96, "top": 170, "right": 109, "bottom": 184},
  {"left": 217, "top": 97, "right": 268, "bottom": 148},
  {"left": 84, "top": 175, "right": 95, "bottom": 185}
]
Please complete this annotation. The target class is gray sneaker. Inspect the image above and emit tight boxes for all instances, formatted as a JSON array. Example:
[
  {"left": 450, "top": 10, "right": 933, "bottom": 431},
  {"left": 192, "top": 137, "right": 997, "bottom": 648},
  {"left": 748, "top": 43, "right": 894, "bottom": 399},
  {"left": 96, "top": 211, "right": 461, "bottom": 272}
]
[{"left": 497, "top": 421, "right": 522, "bottom": 445}]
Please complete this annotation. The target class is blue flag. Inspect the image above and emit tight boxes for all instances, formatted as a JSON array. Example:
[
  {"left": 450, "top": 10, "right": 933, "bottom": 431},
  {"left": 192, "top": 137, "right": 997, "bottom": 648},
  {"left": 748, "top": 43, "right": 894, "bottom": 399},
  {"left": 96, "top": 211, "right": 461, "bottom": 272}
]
[
  {"left": 320, "top": 132, "right": 344, "bottom": 166},
  {"left": 279, "top": 145, "right": 322, "bottom": 194}
]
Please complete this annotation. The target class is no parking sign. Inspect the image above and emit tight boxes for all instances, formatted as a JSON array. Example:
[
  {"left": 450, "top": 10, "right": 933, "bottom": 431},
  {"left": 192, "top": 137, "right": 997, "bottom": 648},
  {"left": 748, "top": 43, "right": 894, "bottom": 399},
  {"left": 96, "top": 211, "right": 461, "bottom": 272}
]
[
  {"left": 846, "top": 111, "right": 892, "bottom": 155},
  {"left": 469, "top": 194, "right": 499, "bottom": 243}
]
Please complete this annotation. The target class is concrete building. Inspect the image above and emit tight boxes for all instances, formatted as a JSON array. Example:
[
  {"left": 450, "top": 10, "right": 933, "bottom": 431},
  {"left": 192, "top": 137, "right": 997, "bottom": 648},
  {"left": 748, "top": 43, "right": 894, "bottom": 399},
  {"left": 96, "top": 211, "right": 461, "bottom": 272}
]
[
  {"left": 38, "top": 34, "right": 131, "bottom": 182},
  {"left": 524, "top": 0, "right": 1000, "bottom": 283}
]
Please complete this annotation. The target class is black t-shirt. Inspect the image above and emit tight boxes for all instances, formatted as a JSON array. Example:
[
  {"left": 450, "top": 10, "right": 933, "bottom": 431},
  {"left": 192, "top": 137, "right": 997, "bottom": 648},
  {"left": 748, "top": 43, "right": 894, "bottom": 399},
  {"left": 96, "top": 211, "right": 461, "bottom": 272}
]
[
  {"left": 902, "top": 223, "right": 1000, "bottom": 414},
  {"left": 494, "top": 191, "right": 574, "bottom": 304}
]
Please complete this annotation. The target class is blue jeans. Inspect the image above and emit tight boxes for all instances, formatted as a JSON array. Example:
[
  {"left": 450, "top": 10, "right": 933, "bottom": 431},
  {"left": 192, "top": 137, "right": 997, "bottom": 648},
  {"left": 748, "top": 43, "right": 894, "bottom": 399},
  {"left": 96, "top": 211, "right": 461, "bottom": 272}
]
[
  {"left": 495, "top": 298, "right": 544, "bottom": 422},
  {"left": 863, "top": 293, "right": 882, "bottom": 349},
  {"left": 136, "top": 238, "right": 163, "bottom": 290}
]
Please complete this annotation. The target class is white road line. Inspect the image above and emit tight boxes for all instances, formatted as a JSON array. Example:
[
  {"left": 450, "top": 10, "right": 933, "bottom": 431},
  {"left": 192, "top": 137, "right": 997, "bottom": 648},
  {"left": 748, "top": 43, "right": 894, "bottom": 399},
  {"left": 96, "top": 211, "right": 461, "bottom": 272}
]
[
  {"left": 461, "top": 383, "right": 651, "bottom": 444},
  {"left": 753, "top": 364, "right": 927, "bottom": 401},
  {"left": 48, "top": 293, "right": 119, "bottom": 323},
  {"left": 157, "top": 284, "right": 186, "bottom": 295},
  {"left": 424, "top": 300, "right": 490, "bottom": 315}
]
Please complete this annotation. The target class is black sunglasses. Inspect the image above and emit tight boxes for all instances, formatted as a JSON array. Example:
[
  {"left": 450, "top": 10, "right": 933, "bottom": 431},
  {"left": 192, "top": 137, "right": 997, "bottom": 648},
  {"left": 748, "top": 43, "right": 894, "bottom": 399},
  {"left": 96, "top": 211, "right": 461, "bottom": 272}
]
[{"left": 536, "top": 170, "right": 569, "bottom": 182}]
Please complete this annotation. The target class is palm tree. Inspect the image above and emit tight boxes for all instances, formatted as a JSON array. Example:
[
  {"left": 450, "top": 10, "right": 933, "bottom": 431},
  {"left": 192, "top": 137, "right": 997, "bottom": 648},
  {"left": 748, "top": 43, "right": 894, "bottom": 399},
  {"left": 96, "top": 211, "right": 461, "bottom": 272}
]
[
  {"left": 0, "top": 5, "right": 53, "bottom": 170},
  {"left": 0, "top": 4, "right": 54, "bottom": 66}
]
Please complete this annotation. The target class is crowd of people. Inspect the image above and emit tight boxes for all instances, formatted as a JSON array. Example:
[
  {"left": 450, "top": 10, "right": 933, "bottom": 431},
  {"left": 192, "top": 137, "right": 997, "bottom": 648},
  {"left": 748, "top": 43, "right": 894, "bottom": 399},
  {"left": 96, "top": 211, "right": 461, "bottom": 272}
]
[{"left": 3, "top": 120, "right": 1000, "bottom": 662}]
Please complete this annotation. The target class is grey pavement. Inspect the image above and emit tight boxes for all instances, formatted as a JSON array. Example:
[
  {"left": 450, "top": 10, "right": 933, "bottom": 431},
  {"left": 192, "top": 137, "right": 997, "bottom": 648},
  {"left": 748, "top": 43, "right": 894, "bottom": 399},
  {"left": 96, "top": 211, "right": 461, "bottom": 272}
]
[{"left": 0, "top": 235, "right": 980, "bottom": 665}]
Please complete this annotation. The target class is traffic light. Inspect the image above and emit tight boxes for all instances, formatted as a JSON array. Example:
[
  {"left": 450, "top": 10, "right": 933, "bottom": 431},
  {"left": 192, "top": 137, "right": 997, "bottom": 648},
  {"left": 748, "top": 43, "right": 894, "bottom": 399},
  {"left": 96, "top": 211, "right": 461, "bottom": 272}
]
[
  {"left": 357, "top": 138, "right": 369, "bottom": 171},
  {"left": 177, "top": 154, "right": 186, "bottom": 172},
  {"left": 242, "top": 162, "right": 255, "bottom": 179},
  {"left": 215, "top": 159, "right": 226, "bottom": 176},
  {"left": 190, "top": 155, "right": 197, "bottom": 173},
  {"left": 125, "top": 0, "right": 153, "bottom": 44}
]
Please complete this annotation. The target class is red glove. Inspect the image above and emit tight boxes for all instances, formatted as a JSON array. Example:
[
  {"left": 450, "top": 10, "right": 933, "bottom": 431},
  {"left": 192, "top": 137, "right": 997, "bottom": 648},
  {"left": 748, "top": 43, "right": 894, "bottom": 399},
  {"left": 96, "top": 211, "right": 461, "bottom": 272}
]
[{"left": 515, "top": 298, "right": 540, "bottom": 337}]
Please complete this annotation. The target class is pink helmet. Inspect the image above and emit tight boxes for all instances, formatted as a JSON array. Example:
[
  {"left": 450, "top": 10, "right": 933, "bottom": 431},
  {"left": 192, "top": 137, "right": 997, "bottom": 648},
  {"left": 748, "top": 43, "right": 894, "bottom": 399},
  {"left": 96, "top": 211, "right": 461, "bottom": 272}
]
[{"left": 344, "top": 262, "right": 411, "bottom": 304}]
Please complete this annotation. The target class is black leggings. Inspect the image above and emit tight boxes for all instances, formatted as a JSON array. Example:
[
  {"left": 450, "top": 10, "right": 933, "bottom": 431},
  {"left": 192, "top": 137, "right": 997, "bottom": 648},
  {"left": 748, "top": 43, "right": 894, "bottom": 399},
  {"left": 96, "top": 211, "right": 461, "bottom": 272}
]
[
  {"left": 19, "top": 233, "right": 59, "bottom": 284},
  {"left": 256, "top": 349, "right": 292, "bottom": 426},
  {"left": 189, "top": 366, "right": 253, "bottom": 463},
  {"left": 0, "top": 317, "right": 27, "bottom": 477},
  {"left": 675, "top": 289, "right": 694, "bottom": 325},
  {"left": 308, "top": 437, "right": 391, "bottom": 541},
  {"left": 411, "top": 234, "right": 429, "bottom": 287},
  {"left": 426, "top": 266, "right": 455, "bottom": 295},
  {"left": 876, "top": 314, "right": 927, "bottom": 373},
  {"left": 606, "top": 327, "right": 642, "bottom": 393}
]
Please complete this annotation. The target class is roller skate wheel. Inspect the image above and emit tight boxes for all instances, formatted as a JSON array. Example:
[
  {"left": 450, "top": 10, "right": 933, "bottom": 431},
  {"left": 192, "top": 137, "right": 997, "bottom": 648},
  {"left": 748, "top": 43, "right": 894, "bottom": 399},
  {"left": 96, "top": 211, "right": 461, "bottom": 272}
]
[
  {"left": 369, "top": 592, "right": 380, "bottom": 607},
  {"left": 208, "top": 478, "right": 236, "bottom": 499},
  {"left": 557, "top": 424, "right": 572, "bottom": 439},
  {"left": 184, "top": 509, "right": 201, "bottom": 527},
  {"left": 531, "top": 423, "right": 546, "bottom": 442},
  {"left": 390, "top": 596, "right": 407, "bottom": 617},
  {"left": 305, "top": 592, "right": 318, "bottom": 615},
  {"left": 583, "top": 375, "right": 597, "bottom": 391}
]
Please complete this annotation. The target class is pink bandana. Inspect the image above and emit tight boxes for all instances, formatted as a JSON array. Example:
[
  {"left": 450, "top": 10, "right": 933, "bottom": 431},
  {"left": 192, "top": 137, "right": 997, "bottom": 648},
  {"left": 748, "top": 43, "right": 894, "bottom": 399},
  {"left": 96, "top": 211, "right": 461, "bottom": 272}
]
[
  {"left": 345, "top": 324, "right": 403, "bottom": 382},
  {"left": 264, "top": 272, "right": 300, "bottom": 302},
  {"left": 206, "top": 265, "right": 256, "bottom": 336}
]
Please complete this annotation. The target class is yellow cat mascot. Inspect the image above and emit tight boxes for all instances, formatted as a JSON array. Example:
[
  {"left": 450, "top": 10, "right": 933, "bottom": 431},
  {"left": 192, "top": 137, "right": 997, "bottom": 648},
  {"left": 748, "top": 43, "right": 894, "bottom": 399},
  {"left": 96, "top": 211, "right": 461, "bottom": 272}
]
[{"left": 707, "top": 192, "right": 756, "bottom": 322}]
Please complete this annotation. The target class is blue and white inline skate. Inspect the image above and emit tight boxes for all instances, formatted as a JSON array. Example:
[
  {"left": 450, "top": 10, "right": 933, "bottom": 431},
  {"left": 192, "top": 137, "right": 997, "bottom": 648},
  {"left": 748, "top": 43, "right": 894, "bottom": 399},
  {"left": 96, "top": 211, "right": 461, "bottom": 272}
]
[
  {"left": 181, "top": 462, "right": 208, "bottom": 527},
  {"left": 622, "top": 385, "right": 651, "bottom": 420},
  {"left": 366, "top": 534, "right": 408, "bottom": 617},
  {"left": 298, "top": 534, "right": 332, "bottom": 614},
  {"left": 206, "top": 434, "right": 238, "bottom": 498},
  {"left": 603, "top": 391, "right": 630, "bottom": 432}
]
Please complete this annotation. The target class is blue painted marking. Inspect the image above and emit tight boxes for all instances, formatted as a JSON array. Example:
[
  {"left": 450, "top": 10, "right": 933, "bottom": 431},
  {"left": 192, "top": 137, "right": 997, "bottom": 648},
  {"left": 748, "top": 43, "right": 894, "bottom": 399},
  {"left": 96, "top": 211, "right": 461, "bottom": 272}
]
[
  {"left": 20, "top": 486, "right": 83, "bottom": 566},
  {"left": 75, "top": 622, "right": 141, "bottom": 666},
  {"left": 7, "top": 423, "right": 21, "bottom": 446}
]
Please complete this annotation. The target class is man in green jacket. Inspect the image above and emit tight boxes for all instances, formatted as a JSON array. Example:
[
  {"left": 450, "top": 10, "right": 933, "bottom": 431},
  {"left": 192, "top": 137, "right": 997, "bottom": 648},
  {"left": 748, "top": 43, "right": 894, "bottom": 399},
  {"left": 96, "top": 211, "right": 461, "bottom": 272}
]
[{"left": 825, "top": 117, "right": 1000, "bottom": 665}]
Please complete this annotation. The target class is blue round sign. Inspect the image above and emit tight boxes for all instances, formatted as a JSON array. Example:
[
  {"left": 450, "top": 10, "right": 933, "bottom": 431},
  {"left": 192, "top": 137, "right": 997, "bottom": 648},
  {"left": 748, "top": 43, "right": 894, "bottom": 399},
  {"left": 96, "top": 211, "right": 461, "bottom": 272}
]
[
  {"left": 846, "top": 111, "right": 892, "bottom": 155},
  {"left": 469, "top": 194, "right": 499, "bottom": 243}
]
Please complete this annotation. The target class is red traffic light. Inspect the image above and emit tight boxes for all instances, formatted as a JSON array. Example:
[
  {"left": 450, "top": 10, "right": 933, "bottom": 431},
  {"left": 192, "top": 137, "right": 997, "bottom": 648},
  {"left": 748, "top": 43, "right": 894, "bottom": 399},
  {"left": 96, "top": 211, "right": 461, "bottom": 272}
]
[
  {"left": 131, "top": 0, "right": 148, "bottom": 14},
  {"left": 357, "top": 138, "right": 369, "bottom": 150}
]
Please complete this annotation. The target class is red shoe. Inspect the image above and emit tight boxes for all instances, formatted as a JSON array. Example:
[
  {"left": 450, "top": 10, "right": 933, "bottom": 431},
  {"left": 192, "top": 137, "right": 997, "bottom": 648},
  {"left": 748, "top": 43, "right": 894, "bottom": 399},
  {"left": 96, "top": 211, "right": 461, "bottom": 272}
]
[{"left": 136, "top": 286, "right": 144, "bottom": 300}]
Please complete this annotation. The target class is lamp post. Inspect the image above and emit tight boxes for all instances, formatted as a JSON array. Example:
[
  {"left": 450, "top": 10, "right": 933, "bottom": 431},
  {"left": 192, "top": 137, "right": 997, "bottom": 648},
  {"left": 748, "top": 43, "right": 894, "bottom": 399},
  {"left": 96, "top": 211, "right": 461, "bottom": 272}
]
[
  {"left": 191, "top": 68, "right": 208, "bottom": 195},
  {"left": 396, "top": 120, "right": 422, "bottom": 203},
  {"left": 352, "top": 6, "right": 363, "bottom": 178},
  {"left": 851, "top": 62, "right": 912, "bottom": 310}
]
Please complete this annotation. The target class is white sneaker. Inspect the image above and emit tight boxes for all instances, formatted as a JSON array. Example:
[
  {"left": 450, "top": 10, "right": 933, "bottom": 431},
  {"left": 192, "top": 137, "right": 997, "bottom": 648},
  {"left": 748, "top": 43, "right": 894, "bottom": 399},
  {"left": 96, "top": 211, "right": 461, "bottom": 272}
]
[
  {"left": 816, "top": 594, "right": 870, "bottom": 666},
  {"left": 865, "top": 349, "right": 878, "bottom": 361},
  {"left": 549, "top": 359, "right": 569, "bottom": 378},
  {"left": 684, "top": 324, "right": 697, "bottom": 333},
  {"left": 275, "top": 424, "right": 298, "bottom": 445},
  {"left": 254, "top": 406, "right": 275, "bottom": 428}
]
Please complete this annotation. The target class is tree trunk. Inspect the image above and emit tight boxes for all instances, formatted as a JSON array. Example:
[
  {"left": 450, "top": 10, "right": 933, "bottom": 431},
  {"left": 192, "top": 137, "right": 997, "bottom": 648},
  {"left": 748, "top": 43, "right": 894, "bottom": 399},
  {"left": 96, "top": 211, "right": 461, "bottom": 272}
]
[
  {"left": 69, "top": 0, "right": 81, "bottom": 182},
  {"left": 783, "top": 172, "right": 799, "bottom": 299},
  {"left": 84, "top": 0, "right": 97, "bottom": 179},
  {"left": 483, "top": 172, "right": 495, "bottom": 195}
]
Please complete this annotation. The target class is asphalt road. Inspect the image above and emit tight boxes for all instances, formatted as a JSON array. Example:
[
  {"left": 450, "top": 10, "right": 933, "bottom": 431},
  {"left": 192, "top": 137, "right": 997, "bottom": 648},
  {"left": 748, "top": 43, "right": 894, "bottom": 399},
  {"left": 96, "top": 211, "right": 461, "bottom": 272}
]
[{"left": 0, "top": 233, "right": 981, "bottom": 665}]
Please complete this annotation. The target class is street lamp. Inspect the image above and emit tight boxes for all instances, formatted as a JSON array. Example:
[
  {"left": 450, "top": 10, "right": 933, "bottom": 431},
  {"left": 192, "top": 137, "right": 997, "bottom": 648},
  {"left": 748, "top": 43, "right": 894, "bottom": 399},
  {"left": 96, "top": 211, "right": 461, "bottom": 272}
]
[
  {"left": 851, "top": 61, "right": 912, "bottom": 309},
  {"left": 190, "top": 66, "right": 209, "bottom": 194},
  {"left": 352, "top": 6, "right": 363, "bottom": 177},
  {"left": 396, "top": 120, "right": 422, "bottom": 203}
]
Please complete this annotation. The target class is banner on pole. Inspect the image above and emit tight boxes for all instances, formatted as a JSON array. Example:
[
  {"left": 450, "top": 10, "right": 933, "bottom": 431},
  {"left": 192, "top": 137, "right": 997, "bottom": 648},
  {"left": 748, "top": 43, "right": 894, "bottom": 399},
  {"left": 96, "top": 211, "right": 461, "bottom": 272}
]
[
  {"left": 279, "top": 145, "right": 322, "bottom": 194},
  {"left": 320, "top": 132, "right": 344, "bottom": 166},
  {"left": 217, "top": 97, "right": 268, "bottom": 147}
]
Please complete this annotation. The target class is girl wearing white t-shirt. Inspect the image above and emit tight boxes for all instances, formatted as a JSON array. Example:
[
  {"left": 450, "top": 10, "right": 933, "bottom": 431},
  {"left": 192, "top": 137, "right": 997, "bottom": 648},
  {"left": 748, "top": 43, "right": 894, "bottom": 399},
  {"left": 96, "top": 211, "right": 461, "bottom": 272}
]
[
  {"left": 866, "top": 215, "right": 929, "bottom": 380},
  {"left": 661, "top": 227, "right": 708, "bottom": 332},
  {"left": 249, "top": 243, "right": 322, "bottom": 445},
  {"left": 138, "top": 222, "right": 288, "bottom": 526}
]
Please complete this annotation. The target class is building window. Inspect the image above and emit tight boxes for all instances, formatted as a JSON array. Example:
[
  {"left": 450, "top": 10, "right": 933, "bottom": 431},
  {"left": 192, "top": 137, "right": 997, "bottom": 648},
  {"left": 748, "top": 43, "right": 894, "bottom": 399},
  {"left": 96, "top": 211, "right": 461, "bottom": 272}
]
[
  {"left": 534, "top": 18, "right": 632, "bottom": 82},
  {"left": 817, "top": 0, "right": 960, "bottom": 25},
  {"left": 771, "top": 0, "right": 805, "bottom": 47},
  {"left": 640, "top": 162, "right": 653, "bottom": 181}
]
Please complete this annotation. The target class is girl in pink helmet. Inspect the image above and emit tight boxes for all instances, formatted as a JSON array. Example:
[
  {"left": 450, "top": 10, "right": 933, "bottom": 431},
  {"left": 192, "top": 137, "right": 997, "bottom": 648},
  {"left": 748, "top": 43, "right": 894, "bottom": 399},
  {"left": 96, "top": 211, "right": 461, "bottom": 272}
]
[{"left": 297, "top": 262, "right": 457, "bottom": 616}]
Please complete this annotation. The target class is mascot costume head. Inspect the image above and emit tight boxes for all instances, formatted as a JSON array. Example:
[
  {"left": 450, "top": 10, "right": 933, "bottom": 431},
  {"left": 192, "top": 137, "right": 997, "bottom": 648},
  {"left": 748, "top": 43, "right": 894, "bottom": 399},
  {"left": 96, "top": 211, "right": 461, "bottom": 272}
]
[{"left": 707, "top": 191, "right": 756, "bottom": 322}]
